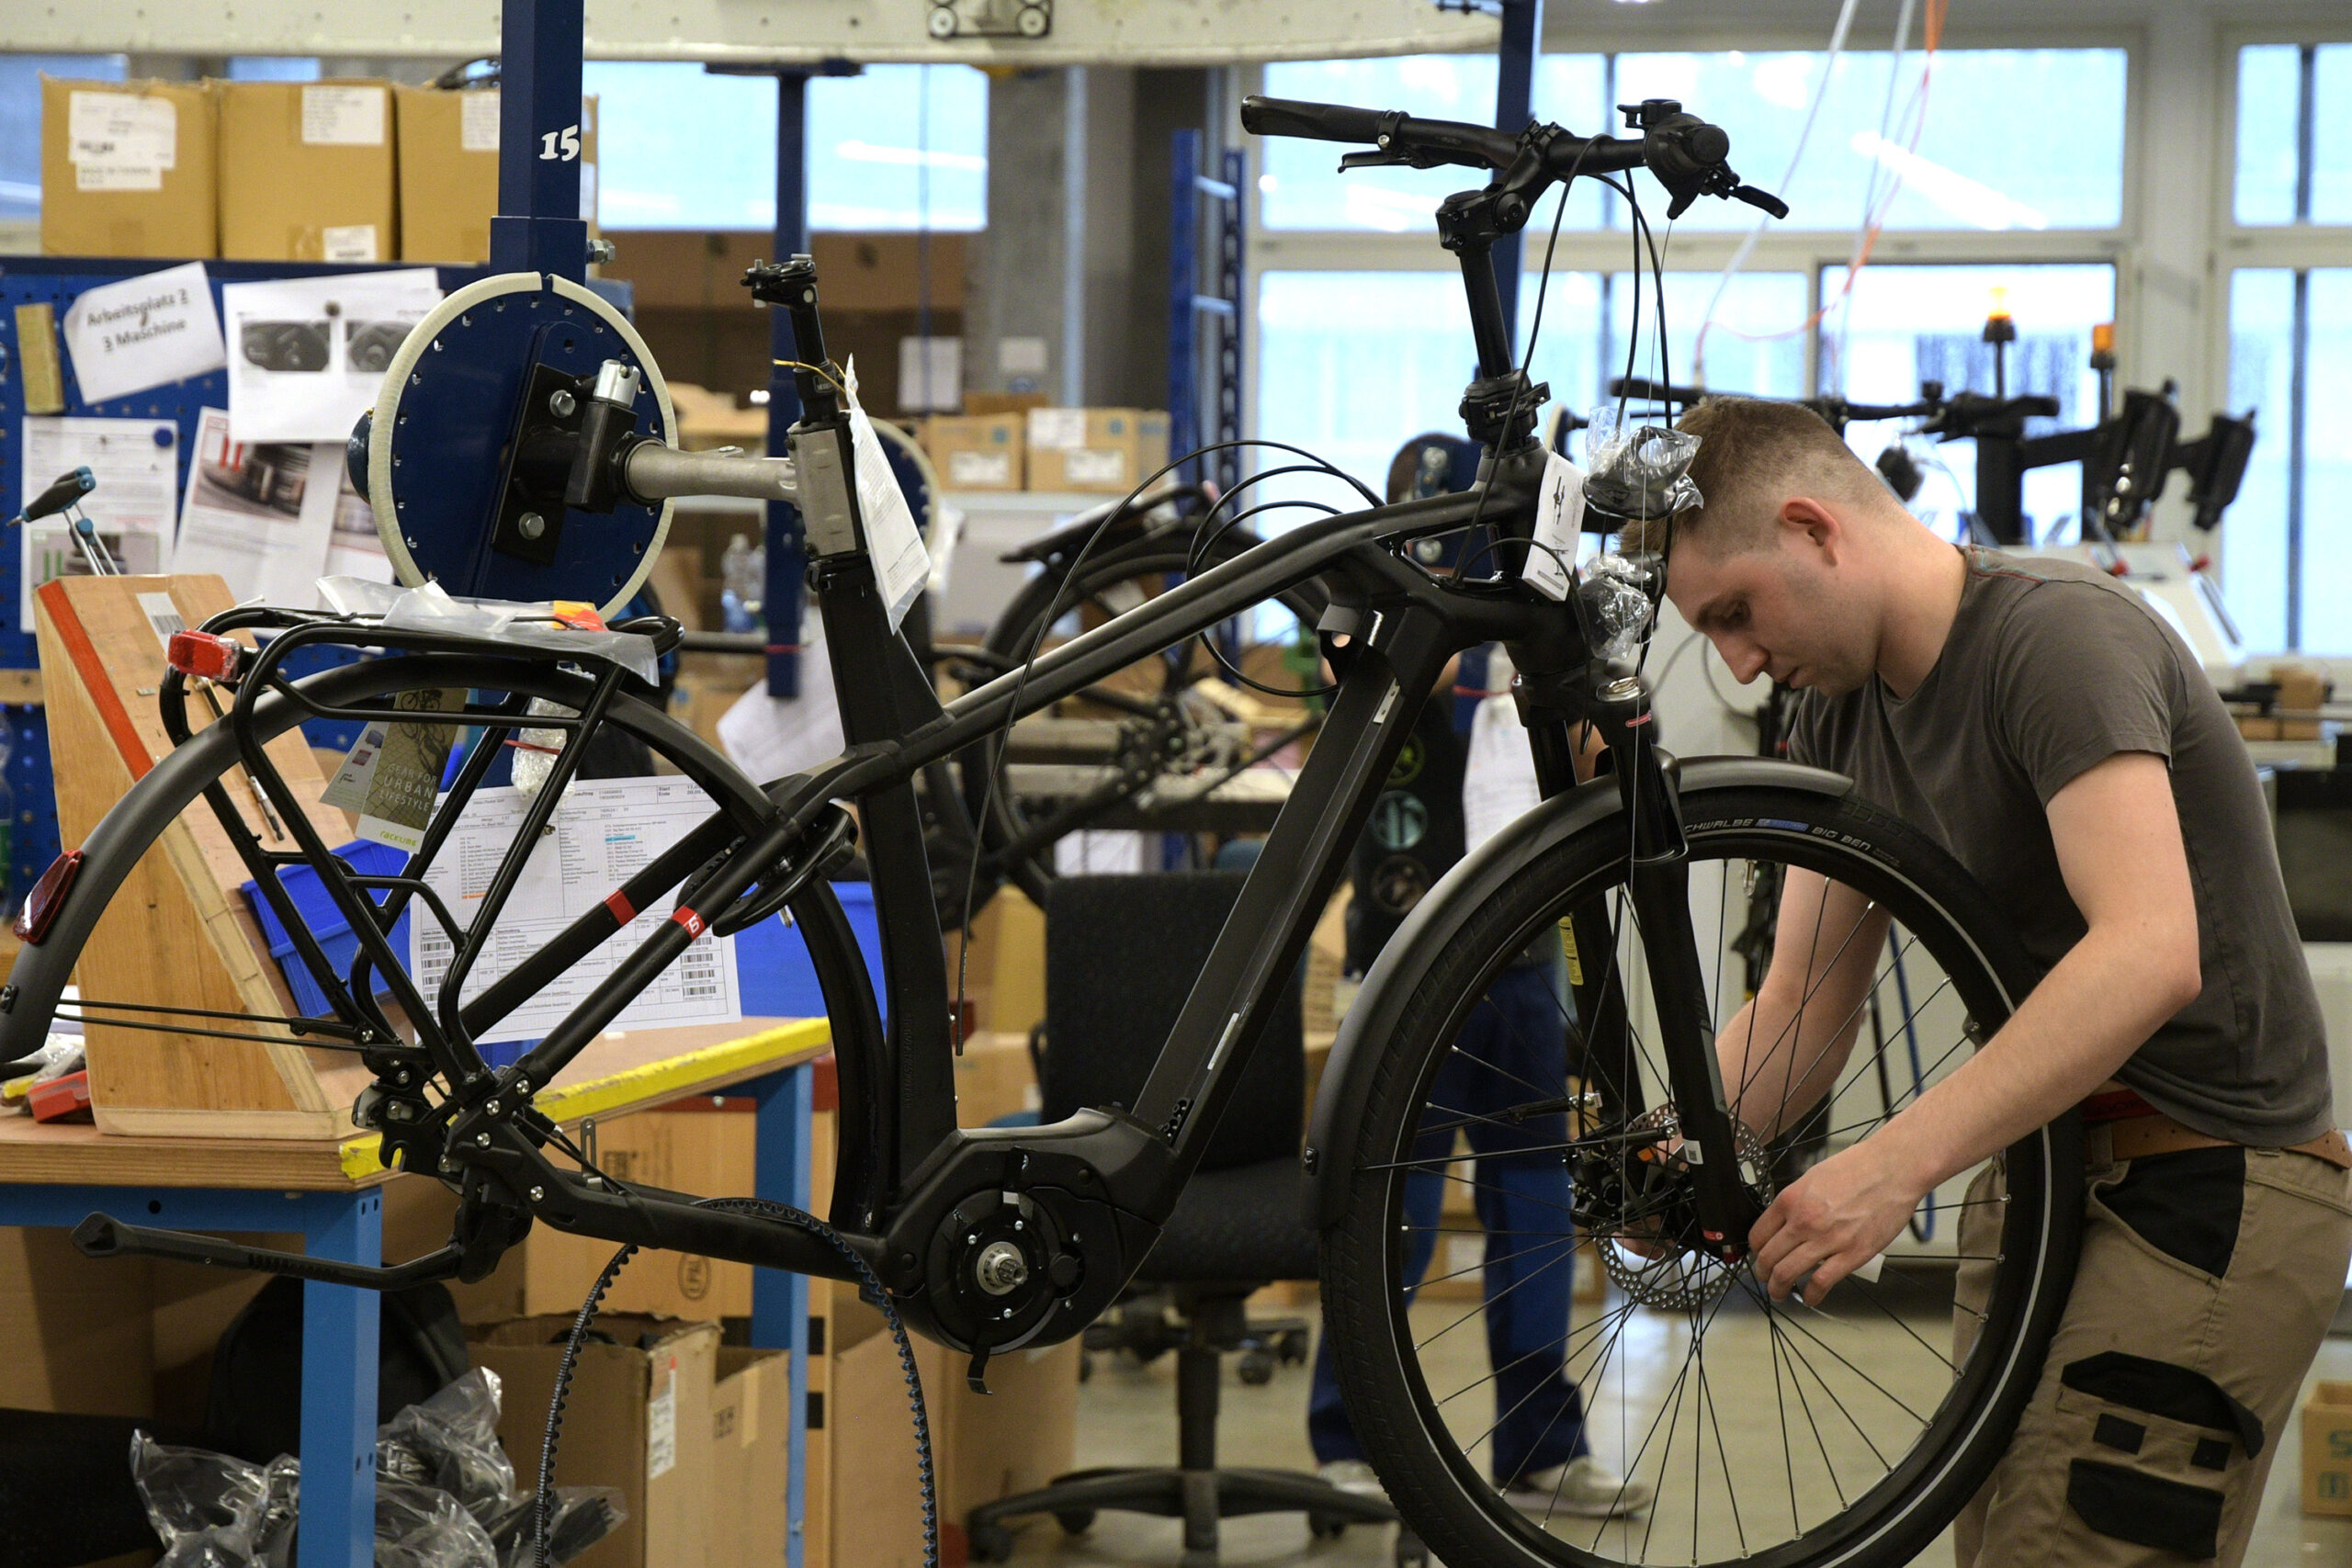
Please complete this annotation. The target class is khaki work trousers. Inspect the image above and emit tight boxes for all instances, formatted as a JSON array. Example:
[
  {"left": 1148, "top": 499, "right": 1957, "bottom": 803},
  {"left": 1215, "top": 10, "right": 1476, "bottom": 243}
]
[{"left": 1952, "top": 1134, "right": 2352, "bottom": 1565}]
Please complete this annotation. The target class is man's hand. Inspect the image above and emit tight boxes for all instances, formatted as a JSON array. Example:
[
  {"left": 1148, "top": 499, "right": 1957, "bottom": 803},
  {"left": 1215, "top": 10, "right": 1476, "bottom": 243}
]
[{"left": 1747, "top": 1137, "right": 1927, "bottom": 1304}]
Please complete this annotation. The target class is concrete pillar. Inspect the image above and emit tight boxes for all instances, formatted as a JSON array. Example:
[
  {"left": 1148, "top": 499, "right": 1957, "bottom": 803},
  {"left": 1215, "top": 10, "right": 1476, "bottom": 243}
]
[
  {"left": 967, "top": 67, "right": 1087, "bottom": 404},
  {"left": 2129, "top": 8, "right": 2222, "bottom": 543}
]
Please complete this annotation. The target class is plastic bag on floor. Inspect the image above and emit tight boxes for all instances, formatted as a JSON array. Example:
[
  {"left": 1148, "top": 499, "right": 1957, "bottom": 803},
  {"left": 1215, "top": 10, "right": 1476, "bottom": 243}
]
[
  {"left": 480, "top": 1486, "right": 630, "bottom": 1568},
  {"left": 377, "top": 1368, "right": 516, "bottom": 1521},
  {"left": 378, "top": 1476, "right": 500, "bottom": 1568},
  {"left": 129, "top": 1433, "right": 298, "bottom": 1568}
]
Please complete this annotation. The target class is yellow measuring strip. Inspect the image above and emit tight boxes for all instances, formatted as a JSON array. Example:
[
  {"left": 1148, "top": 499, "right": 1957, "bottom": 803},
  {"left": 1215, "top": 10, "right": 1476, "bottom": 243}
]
[{"left": 338, "top": 1018, "right": 831, "bottom": 1180}]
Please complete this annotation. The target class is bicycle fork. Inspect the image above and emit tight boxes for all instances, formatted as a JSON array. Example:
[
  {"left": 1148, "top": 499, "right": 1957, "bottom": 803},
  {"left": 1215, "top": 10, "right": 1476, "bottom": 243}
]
[{"left": 1584, "top": 679, "right": 1765, "bottom": 1261}]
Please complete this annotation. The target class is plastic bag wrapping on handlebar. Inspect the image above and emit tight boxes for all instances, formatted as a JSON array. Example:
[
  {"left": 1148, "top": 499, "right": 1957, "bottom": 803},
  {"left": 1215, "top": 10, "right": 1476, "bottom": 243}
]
[
  {"left": 1577, "top": 552, "right": 1662, "bottom": 662},
  {"left": 1581, "top": 406, "right": 1704, "bottom": 525},
  {"left": 130, "top": 1368, "right": 626, "bottom": 1568},
  {"left": 315, "top": 577, "right": 661, "bottom": 685}
]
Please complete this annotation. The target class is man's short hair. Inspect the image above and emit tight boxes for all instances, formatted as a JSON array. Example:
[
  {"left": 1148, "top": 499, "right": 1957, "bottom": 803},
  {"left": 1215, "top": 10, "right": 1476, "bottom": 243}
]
[{"left": 1618, "top": 395, "right": 1889, "bottom": 554}]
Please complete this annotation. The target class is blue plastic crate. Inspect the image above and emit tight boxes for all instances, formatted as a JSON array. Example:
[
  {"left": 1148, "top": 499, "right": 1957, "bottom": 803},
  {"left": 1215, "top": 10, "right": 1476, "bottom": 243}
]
[
  {"left": 242, "top": 841, "right": 414, "bottom": 1019},
  {"left": 737, "top": 880, "right": 887, "bottom": 1024}
]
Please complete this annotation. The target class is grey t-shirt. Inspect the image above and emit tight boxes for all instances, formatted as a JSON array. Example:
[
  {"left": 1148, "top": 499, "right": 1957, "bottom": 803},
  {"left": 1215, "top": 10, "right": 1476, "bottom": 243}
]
[{"left": 1789, "top": 547, "right": 2333, "bottom": 1147}]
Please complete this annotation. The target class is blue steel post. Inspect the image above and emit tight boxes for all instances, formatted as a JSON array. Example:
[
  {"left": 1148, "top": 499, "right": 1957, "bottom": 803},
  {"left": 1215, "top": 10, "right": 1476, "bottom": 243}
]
[
  {"left": 1491, "top": 0, "right": 1544, "bottom": 347},
  {"left": 489, "top": 0, "right": 591, "bottom": 280},
  {"left": 1168, "top": 129, "right": 1204, "bottom": 486},
  {"left": 766, "top": 72, "right": 813, "bottom": 698},
  {"left": 750, "top": 1065, "right": 817, "bottom": 1568},
  {"left": 300, "top": 1190, "right": 385, "bottom": 1568}
]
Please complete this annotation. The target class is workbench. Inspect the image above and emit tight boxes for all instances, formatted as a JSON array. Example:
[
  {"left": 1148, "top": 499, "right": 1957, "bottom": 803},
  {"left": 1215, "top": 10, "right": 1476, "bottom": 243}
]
[{"left": 0, "top": 1014, "right": 829, "bottom": 1568}]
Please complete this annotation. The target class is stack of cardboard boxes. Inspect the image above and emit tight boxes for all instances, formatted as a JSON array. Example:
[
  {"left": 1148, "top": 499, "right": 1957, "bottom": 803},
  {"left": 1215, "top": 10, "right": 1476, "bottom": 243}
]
[
  {"left": 40, "top": 75, "right": 592, "bottom": 264},
  {"left": 920, "top": 404, "right": 1171, "bottom": 497}
]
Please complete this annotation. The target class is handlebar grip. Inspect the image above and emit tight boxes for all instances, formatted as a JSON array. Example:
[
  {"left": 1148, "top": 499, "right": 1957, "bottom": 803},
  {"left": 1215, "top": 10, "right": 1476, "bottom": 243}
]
[{"left": 1240, "top": 95, "right": 1388, "bottom": 144}]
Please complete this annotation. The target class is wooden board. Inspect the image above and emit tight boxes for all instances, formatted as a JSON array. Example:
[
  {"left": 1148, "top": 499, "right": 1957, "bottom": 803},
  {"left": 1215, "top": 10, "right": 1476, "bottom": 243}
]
[
  {"left": 33, "top": 575, "right": 358, "bottom": 1138},
  {"left": 0, "top": 1017, "right": 830, "bottom": 1191}
]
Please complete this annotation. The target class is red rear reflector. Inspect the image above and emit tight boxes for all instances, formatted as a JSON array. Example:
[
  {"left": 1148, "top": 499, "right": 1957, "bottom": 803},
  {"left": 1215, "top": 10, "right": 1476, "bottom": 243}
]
[
  {"left": 166, "top": 630, "right": 243, "bottom": 682},
  {"left": 15, "top": 850, "right": 85, "bottom": 944}
]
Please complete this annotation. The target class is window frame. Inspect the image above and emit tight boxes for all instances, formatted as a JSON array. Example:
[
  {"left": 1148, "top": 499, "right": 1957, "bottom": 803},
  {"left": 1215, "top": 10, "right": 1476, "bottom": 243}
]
[{"left": 2215, "top": 26, "right": 2352, "bottom": 659}]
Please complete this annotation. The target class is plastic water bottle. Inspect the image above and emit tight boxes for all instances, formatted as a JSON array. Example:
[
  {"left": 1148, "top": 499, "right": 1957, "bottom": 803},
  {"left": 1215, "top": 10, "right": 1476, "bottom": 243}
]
[{"left": 720, "top": 535, "right": 764, "bottom": 634}]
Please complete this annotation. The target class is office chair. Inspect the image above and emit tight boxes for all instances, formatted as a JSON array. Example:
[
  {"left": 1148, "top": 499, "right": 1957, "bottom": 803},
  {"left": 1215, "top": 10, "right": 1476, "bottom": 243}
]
[{"left": 965, "top": 872, "right": 1396, "bottom": 1565}]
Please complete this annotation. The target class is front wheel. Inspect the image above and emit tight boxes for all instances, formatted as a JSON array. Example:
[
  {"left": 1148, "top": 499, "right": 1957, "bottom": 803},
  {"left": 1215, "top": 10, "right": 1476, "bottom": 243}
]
[{"left": 1321, "top": 784, "right": 2080, "bottom": 1568}]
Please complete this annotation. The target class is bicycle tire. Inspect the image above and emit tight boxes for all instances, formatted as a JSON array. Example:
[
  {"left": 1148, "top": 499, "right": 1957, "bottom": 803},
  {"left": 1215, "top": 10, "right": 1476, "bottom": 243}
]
[
  {"left": 967, "top": 529, "right": 1328, "bottom": 908},
  {"left": 1321, "top": 783, "right": 2081, "bottom": 1568}
]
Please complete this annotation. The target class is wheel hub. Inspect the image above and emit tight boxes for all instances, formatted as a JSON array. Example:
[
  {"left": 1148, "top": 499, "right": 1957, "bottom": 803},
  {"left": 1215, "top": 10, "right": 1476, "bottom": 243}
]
[{"left": 1597, "top": 1103, "right": 1774, "bottom": 1311}]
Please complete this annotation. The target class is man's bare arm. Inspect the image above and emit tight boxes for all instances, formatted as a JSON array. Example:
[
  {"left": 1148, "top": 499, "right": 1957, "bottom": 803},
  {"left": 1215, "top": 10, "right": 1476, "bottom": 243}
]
[
  {"left": 1715, "top": 868, "right": 1890, "bottom": 1140},
  {"left": 1747, "top": 750, "right": 2203, "bottom": 1300}
]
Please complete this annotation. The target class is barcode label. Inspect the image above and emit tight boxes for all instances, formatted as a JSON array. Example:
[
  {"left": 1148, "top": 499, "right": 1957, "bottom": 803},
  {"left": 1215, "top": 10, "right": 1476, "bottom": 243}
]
[{"left": 136, "top": 591, "right": 185, "bottom": 655}]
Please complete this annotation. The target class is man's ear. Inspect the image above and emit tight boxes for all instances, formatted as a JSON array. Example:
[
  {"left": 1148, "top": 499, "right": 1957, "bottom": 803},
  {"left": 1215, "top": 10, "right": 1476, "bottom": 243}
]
[{"left": 1779, "top": 496, "right": 1844, "bottom": 563}]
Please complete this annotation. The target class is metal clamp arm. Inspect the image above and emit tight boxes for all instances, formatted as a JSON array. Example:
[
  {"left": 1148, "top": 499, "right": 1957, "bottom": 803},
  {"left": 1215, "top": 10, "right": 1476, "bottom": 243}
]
[{"left": 620, "top": 441, "right": 798, "bottom": 505}]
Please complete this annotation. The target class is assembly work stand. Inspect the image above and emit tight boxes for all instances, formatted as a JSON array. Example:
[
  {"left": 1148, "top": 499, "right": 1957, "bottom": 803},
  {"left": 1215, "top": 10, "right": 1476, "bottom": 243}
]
[{"left": 0, "top": 1017, "right": 829, "bottom": 1568}]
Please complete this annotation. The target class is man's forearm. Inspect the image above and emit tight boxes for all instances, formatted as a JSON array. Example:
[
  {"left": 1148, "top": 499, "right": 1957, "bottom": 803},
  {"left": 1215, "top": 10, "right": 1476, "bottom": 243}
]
[
  {"left": 1869, "top": 924, "right": 2193, "bottom": 1194},
  {"left": 1716, "top": 987, "right": 1866, "bottom": 1141}
]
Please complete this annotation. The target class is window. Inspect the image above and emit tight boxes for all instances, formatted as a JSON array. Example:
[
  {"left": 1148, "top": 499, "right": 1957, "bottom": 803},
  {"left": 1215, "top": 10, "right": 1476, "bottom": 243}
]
[
  {"left": 2225, "top": 270, "right": 2352, "bottom": 653},
  {"left": 2224, "top": 40, "right": 2352, "bottom": 653},
  {"left": 1608, "top": 49, "right": 2127, "bottom": 231},
  {"left": 1259, "top": 48, "right": 2127, "bottom": 234},
  {"left": 585, "top": 62, "right": 986, "bottom": 231},
  {"left": 1259, "top": 54, "right": 1605, "bottom": 231},
  {"left": 0, "top": 53, "right": 127, "bottom": 221},
  {"left": 2233, "top": 44, "right": 2352, "bottom": 226},
  {"left": 1824, "top": 263, "right": 2116, "bottom": 543},
  {"left": 226, "top": 58, "right": 321, "bottom": 81}
]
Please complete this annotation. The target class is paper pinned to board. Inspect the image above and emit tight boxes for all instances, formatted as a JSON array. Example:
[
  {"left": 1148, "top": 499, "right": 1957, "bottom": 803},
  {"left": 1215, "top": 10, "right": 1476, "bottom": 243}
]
[
  {"left": 406, "top": 777, "right": 745, "bottom": 1043},
  {"left": 170, "top": 407, "right": 340, "bottom": 606},
  {"left": 220, "top": 269, "right": 440, "bottom": 443},
  {"left": 17, "top": 416, "right": 176, "bottom": 624},
  {"left": 842, "top": 358, "right": 931, "bottom": 632},
  {"left": 717, "top": 617, "right": 843, "bottom": 785},
  {"left": 62, "top": 263, "right": 227, "bottom": 405}
]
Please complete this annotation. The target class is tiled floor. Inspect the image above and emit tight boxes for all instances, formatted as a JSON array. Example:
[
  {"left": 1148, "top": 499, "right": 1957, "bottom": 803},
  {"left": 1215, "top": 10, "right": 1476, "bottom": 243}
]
[{"left": 997, "top": 1302, "right": 2352, "bottom": 1568}]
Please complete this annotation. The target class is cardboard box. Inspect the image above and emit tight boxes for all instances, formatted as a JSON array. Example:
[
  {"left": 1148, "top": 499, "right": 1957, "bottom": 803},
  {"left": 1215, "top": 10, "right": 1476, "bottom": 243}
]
[
  {"left": 40, "top": 76, "right": 218, "bottom": 257},
  {"left": 217, "top": 79, "right": 397, "bottom": 261},
  {"left": 1024, "top": 408, "right": 1170, "bottom": 494},
  {"left": 0, "top": 1226, "right": 155, "bottom": 1416},
  {"left": 954, "top": 1031, "right": 1041, "bottom": 1127},
  {"left": 448, "top": 1099, "right": 759, "bottom": 1324},
  {"left": 922, "top": 414, "right": 1023, "bottom": 491},
  {"left": 2305, "top": 1379, "right": 2352, "bottom": 1516},
  {"left": 394, "top": 85, "right": 498, "bottom": 262},
  {"left": 392, "top": 85, "right": 599, "bottom": 262},
  {"left": 712, "top": 1347, "right": 794, "bottom": 1568},
  {"left": 830, "top": 1297, "right": 1079, "bottom": 1568},
  {"left": 471, "top": 1314, "right": 719, "bottom": 1568}
]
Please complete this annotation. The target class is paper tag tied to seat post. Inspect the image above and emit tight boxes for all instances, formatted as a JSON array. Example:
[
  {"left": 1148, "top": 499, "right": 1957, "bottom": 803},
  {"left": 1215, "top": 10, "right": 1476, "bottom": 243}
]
[
  {"left": 1521, "top": 447, "right": 1589, "bottom": 602},
  {"left": 842, "top": 357, "right": 932, "bottom": 633},
  {"left": 322, "top": 687, "right": 464, "bottom": 851}
]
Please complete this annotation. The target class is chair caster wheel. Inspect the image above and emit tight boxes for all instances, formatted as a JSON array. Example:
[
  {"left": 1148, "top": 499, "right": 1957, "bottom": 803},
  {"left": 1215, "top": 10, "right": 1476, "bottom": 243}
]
[
  {"left": 1309, "top": 1513, "right": 1350, "bottom": 1540},
  {"left": 1396, "top": 1528, "right": 1430, "bottom": 1567},
  {"left": 1279, "top": 1328, "right": 1309, "bottom": 1364},
  {"left": 1055, "top": 1509, "right": 1095, "bottom": 1535},
  {"left": 1238, "top": 1348, "right": 1276, "bottom": 1385},
  {"left": 969, "top": 1522, "right": 1016, "bottom": 1562}
]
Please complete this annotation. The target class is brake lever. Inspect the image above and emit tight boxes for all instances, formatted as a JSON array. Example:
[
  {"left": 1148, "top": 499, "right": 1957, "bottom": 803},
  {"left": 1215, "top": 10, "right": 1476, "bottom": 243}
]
[
  {"left": 1733, "top": 184, "right": 1789, "bottom": 219},
  {"left": 1337, "top": 147, "right": 1442, "bottom": 172}
]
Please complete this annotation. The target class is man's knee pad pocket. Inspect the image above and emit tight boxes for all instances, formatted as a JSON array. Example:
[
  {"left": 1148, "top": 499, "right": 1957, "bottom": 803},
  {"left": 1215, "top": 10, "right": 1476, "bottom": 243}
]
[{"left": 2065, "top": 1461, "right": 2223, "bottom": 1559}]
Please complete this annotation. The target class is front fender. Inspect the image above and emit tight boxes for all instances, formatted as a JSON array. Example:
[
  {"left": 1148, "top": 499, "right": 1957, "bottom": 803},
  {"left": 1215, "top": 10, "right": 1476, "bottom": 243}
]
[{"left": 1302, "top": 755, "right": 1852, "bottom": 1227}]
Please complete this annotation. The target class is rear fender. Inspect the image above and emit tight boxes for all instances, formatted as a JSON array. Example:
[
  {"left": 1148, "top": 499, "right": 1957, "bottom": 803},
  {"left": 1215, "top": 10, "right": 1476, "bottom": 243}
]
[{"left": 1302, "top": 757, "right": 1852, "bottom": 1226}]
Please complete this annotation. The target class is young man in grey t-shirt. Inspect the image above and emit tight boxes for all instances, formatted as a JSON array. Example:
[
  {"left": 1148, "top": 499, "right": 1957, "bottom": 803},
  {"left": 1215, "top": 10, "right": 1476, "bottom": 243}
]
[{"left": 1645, "top": 395, "right": 2349, "bottom": 1567}]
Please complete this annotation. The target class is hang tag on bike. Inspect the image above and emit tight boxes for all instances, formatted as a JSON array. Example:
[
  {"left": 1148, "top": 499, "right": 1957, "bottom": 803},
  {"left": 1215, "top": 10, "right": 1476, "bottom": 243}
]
[
  {"left": 842, "top": 358, "right": 931, "bottom": 633},
  {"left": 321, "top": 686, "right": 463, "bottom": 851},
  {"left": 1521, "top": 448, "right": 1587, "bottom": 603}
]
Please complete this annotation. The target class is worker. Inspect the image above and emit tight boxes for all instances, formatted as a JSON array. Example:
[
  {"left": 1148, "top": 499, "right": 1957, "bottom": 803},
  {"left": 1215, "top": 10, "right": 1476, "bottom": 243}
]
[
  {"left": 1307, "top": 686, "right": 1652, "bottom": 1520},
  {"left": 1647, "top": 394, "right": 2349, "bottom": 1568}
]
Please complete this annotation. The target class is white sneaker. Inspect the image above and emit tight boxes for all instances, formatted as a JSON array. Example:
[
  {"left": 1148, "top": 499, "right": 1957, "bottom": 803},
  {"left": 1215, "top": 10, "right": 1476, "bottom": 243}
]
[
  {"left": 1503, "top": 1456, "right": 1654, "bottom": 1518},
  {"left": 1317, "top": 1460, "right": 1388, "bottom": 1503}
]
